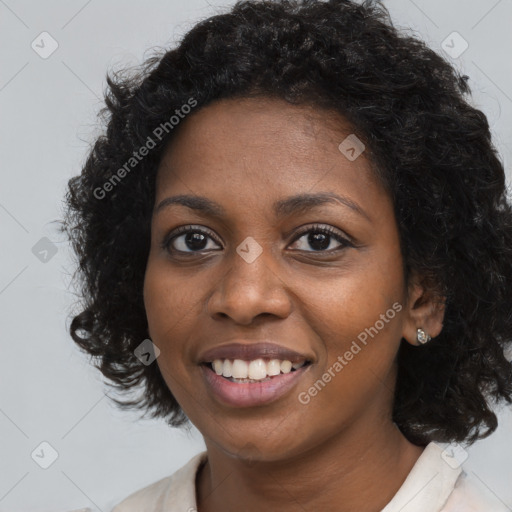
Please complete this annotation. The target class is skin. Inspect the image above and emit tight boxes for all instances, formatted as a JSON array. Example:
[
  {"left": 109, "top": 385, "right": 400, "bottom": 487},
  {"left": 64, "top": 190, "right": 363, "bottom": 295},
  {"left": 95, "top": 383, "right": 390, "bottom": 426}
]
[{"left": 143, "top": 97, "right": 445, "bottom": 512}]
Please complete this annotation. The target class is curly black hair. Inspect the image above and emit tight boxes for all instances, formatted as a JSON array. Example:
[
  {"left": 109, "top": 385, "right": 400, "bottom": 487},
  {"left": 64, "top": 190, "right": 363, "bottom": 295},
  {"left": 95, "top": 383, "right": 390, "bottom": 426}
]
[{"left": 63, "top": 0, "right": 512, "bottom": 446}]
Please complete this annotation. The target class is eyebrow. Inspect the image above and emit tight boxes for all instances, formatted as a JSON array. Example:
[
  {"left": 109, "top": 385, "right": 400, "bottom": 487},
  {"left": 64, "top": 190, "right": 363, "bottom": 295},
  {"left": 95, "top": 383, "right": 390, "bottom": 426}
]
[{"left": 154, "top": 192, "right": 370, "bottom": 221}]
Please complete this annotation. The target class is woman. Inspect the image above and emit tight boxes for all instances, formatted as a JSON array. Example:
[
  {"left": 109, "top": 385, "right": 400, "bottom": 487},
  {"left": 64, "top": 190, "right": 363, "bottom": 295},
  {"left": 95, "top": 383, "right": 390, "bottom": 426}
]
[{"left": 63, "top": 0, "right": 512, "bottom": 510}]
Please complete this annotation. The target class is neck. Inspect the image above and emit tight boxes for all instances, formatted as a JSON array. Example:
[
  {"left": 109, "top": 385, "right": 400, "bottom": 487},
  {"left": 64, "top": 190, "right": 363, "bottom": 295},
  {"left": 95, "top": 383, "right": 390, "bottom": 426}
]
[{"left": 196, "top": 420, "right": 425, "bottom": 512}]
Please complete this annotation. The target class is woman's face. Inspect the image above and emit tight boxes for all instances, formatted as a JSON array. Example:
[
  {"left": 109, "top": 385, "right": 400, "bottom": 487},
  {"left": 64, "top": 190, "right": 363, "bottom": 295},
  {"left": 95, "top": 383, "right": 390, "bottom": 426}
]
[{"left": 144, "top": 97, "right": 416, "bottom": 461}]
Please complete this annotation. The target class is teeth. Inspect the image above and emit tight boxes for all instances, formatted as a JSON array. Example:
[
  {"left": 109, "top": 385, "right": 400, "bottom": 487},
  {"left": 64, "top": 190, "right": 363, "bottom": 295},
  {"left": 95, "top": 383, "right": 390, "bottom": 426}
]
[
  {"left": 222, "top": 359, "right": 233, "bottom": 377},
  {"left": 210, "top": 358, "right": 308, "bottom": 380},
  {"left": 267, "top": 359, "right": 281, "bottom": 376},
  {"left": 232, "top": 359, "right": 248, "bottom": 379},
  {"left": 248, "top": 359, "right": 267, "bottom": 380},
  {"left": 280, "top": 360, "right": 292, "bottom": 374},
  {"left": 212, "top": 359, "right": 224, "bottom": 375}
]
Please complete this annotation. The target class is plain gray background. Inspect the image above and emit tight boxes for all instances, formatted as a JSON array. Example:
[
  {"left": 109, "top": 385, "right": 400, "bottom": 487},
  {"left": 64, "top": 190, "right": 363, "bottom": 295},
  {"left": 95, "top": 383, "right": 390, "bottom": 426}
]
[{"left": 1, "top": 1, "right": 511, "bottom": 511}]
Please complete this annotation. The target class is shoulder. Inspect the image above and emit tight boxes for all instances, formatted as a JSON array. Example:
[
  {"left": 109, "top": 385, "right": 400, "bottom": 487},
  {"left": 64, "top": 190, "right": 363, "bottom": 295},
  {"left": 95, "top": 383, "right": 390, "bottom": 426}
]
[
  {"left": 441, "top": 469, "right": 510, "bottom": 512},
  {"left": 381, "top": 441, "right": 510, "bottom": 512},
  {"left": 111, "top": 451, "right": 208, "bottom": 512}
]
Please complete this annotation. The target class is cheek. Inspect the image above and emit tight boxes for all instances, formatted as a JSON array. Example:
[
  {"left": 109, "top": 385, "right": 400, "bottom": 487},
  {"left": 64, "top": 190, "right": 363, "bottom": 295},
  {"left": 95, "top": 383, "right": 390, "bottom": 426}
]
[
  {"left": 143, "top": 262, "right": 203, "bottom": 400},
  {"left": 293, "top": 273, "right": 403, "bottom": 429},
  {"left": 143, "top": 261, "right": 197, "bottom": 344},
  {"left": 296, "top": 250, "right": 405, "bottom": 369}
]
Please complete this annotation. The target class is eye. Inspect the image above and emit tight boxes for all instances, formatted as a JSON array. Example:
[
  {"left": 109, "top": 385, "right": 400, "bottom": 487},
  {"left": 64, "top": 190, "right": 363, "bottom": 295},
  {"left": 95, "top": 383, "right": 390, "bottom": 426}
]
[
  {"left": 161, "top": 223, "right": 353, "bottom": 256},
  {"left": 162, "top": 225, "right": 222, "bottom": 254},
  {"left": 288, "top": 224, "right": 353, "bottom": 252}
]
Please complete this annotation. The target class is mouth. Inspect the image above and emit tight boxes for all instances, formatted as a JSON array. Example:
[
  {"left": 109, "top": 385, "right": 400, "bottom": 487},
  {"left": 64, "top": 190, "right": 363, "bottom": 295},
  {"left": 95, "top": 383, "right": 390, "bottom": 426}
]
[
  {"left": 200, "top": 358, "right": 313, "bottom": 383},
  {"left": 199, "top": 358, "right": 313, "bottom": 408}
]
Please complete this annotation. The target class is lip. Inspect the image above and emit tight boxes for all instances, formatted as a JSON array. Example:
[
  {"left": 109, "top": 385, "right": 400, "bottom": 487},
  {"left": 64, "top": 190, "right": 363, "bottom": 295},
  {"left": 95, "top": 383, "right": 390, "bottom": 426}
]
[
  {"left": 200, "top": 362, "right": 312, "bottom": 408},
  {"left": 198, "top": 342, "right": 313, "bottom": 364}
]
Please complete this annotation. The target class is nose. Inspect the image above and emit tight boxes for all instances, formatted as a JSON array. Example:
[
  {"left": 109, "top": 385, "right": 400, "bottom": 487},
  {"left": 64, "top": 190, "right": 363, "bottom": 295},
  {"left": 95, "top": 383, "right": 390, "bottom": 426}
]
[{"left": 206, "top": 246, "right": 293, "bottom": 325}]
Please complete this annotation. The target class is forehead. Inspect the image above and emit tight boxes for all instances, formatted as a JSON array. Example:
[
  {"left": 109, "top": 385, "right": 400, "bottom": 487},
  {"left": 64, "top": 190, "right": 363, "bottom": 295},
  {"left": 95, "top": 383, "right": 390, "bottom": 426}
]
[
  {"left": 155, "top": 97, "right": 384, "bottom": 215},
  {"left": 161, "top": 96, "right": 360, "bottom": 164}
]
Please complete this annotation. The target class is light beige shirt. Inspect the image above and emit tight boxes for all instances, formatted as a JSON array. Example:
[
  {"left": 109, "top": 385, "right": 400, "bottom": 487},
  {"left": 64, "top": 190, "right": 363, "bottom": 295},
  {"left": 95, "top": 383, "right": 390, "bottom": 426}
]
[{"left": 111, "top": 441, "right": 509, "bottom": 511}]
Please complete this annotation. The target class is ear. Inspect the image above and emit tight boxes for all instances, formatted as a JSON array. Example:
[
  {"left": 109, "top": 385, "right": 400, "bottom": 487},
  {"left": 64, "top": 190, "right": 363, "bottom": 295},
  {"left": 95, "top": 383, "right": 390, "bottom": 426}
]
[{"left": 401, "top": 271, "right": 446, "bottom": 346}]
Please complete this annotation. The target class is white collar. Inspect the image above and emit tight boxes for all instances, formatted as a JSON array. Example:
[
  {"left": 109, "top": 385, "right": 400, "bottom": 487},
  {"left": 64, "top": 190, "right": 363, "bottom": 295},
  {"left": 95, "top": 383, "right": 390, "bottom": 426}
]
[
  {"left": 381, "top": 441, "right": 462, "bottom": 512},
  {"left": 139, "top": 441, "right": 461, "bottom": 511}
]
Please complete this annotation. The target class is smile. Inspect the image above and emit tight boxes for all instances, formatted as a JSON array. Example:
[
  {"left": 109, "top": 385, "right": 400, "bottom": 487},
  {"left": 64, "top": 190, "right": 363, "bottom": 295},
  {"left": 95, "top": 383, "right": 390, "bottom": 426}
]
[
  {"left": 209, "top": 357, "right": 309, "bottom": 380},
  {"left": 200, "top": 358, "right": 313, "bottom": 407}
]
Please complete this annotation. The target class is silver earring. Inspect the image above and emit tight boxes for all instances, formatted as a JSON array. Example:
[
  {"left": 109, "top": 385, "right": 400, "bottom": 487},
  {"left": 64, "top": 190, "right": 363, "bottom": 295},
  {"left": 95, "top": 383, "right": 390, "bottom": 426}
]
[{"left": 417, "top": 328, "right": 431, "bottom": 345}]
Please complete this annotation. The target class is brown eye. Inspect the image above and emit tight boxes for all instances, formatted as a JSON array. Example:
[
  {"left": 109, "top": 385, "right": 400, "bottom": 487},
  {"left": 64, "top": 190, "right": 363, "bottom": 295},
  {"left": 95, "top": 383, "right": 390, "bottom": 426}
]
[
  {"left": 162, "top": 225, "right": 222, "bottom": 254},
  {"left": 289, "top": 224, "right": 353, "bottom": 252}
]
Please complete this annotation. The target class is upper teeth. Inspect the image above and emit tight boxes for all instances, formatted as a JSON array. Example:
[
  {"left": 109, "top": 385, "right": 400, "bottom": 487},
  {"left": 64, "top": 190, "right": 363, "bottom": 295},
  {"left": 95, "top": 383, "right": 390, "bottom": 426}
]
[{"left": 211, "top": 358, "right": 307, "bottom": 380}]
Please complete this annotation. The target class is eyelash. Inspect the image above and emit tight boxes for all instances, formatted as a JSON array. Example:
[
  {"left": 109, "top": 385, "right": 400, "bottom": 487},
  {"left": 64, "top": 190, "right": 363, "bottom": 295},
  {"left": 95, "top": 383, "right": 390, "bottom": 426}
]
[{"left": 160, "top": 223, "right": 353, "bottom": 255}]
